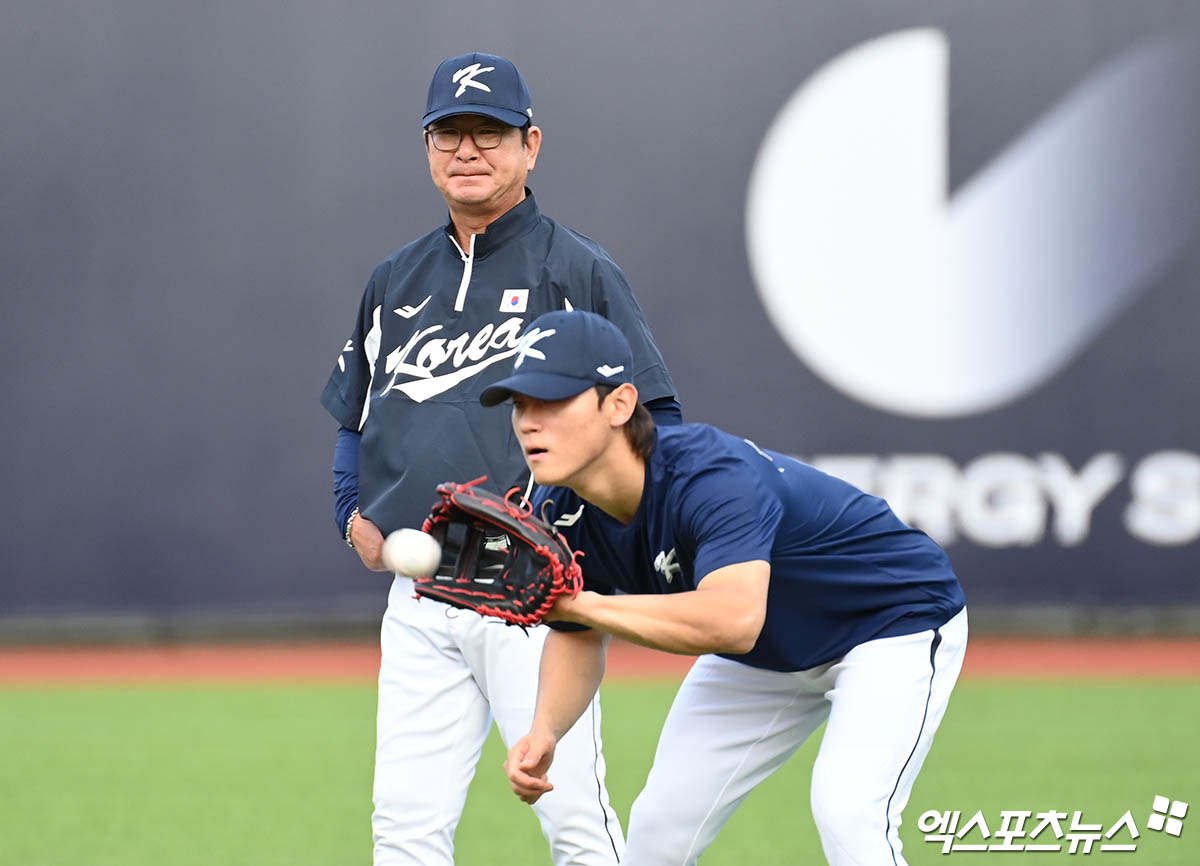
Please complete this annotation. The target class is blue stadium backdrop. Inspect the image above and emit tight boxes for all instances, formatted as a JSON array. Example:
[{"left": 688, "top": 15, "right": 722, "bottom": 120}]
[{"left": 1, "top": 0, "right": 1197, "bottom": 636}]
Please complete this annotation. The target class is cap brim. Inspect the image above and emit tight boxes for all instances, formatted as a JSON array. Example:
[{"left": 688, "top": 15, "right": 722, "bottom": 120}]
[
  {"left": 422, "top": 104, "right": 531, "bottom": 129},
  {"left": 480, "top": 372, "right": 597, "bottom": 407}
]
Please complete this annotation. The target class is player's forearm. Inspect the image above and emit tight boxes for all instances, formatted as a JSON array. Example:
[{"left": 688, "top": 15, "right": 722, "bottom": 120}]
[
  {"left": 531, "top": 629, "right": 608, "bottom": 741},
  {"left": 561, "top": 564, "right": 769, "bottom": 656},
  {"left": 331, "top": 426, "right": 361, "bottom": 535},
  {"left": 566, "top": 592, "right": 754, "bottom": 655}
]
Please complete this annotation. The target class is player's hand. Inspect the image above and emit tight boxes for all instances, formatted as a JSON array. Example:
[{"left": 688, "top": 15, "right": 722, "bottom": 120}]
[
  {"left": 542, "top": 590, "right": 593, "bottom": 624},
  {"left": 504, "top": 731, "right": 557, "bottom": 804},
  {"left": 350, "top": 514, "right": 388, "bottom": 572}
]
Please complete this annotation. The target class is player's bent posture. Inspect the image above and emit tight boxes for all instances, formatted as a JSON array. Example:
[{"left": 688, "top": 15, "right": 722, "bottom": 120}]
[
  {"left": 487, "top": 311, "right": 968, "bottom": 866},
  {"left": 320, "top": 54, "right": 679, "bottom": 865}
]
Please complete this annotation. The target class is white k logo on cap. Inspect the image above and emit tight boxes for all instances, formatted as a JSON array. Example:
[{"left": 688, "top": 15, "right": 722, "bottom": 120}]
[
  {"left": 453, "top": 63, "right": 495, "bottom": 97},
  {"left": 596, "top": 364, "right": 625, "bottom": 377},
  {"left": 513, "top": 328, "right": 556, "bottom": 368}
]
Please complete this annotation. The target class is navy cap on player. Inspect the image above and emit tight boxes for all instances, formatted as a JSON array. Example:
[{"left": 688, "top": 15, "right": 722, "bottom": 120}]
[
  {"left": 480, "top": 311, "right": 634, "bottom": 407},
  {"left": 423, "top": 52, "right": 534, "bottom": 129}
]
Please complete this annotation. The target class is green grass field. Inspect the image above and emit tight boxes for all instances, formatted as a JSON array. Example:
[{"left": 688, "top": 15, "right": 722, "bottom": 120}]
[{"left": 2, "top": 678, "right": 1197, "bottom": 864}]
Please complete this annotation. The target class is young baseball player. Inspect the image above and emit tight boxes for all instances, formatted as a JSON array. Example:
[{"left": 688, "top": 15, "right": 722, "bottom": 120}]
[
  {"left": 485, "top": 310, "right": 968, "bottom": 866},
  {"left": 321, "top": 54, "right": 680, "bottom": 865}
]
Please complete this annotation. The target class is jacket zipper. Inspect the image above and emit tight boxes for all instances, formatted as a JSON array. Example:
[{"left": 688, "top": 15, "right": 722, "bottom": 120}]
[{"left": 450, "top": 233, "right": 476, "bottom": 312}]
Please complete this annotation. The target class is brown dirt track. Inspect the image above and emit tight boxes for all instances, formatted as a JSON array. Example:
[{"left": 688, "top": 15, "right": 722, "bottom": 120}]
[{"left": 1, "top": 637, "right": 1198, "bottom": 683}]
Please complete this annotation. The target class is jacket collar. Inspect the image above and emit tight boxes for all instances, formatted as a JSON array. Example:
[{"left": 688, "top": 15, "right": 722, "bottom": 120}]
[{"left": 443, "top": 189, "right": 540, "bottom": 259}]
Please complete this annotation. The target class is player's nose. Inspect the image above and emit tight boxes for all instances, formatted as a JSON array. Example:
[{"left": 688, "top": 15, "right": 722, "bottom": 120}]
[
  {"left": 455, "top": 133, "right": 482, "bottom": 157},
  {"left": 514, "top": 404, "right": 542, "bottom": 432}
]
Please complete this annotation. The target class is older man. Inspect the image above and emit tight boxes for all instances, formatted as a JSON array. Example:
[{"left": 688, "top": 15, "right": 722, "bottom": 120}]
[{"left": 320, "top": 53, "right": 681, "bottom": 865}]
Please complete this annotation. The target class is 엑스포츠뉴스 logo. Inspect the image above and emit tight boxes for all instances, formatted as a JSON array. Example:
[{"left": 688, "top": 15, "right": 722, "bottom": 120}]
[
  {"left": 745, "top": 30, "right": 1200, "bottom": 418},
  {"left": 918, "top": 794, "right": 1188, "bottom": 854}
]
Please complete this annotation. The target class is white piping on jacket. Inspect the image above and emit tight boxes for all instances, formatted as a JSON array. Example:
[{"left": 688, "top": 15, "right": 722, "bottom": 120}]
[{"left": 450, "top": 233, "right": 476, "bottom": 312}]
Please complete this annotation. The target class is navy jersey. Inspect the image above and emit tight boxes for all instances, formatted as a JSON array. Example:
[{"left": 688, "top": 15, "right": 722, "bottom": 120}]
[
  {"left": 538, "top": 424, "right": 965, "bottom": 671},
  {"left": 321, "top": 192, "right": 677, "bottom": 534}
]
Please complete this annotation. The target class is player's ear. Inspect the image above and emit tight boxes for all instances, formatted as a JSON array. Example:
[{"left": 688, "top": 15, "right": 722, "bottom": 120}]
[
  {"left": 523, "top": 125, "right": 541, "bottom": 170},
  {"left": 605, "top": 382, "right": 638, "bottom": 427}
]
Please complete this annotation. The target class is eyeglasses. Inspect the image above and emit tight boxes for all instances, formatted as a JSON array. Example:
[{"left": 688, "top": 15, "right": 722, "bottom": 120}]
[{"left": 425, "top": 124, "right": 509, "bottom": 152}]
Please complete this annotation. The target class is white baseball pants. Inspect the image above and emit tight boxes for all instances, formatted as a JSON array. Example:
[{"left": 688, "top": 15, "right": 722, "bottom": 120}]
[
  {"left": 623, "top": 608, "right": 968, "bottom": 865},
  {"left": 372, "top": 576, "right": 624, "bottom": 865}
]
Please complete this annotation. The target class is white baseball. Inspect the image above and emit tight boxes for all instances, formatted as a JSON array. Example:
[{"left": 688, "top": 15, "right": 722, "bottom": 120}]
[{"left": 381, "top": 528, "right": 442, "bottom": 578}]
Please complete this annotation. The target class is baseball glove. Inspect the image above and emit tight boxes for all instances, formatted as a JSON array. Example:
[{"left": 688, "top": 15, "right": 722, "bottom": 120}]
[{"left": 415, "top": 477, "right": 583, "bottom": 626}]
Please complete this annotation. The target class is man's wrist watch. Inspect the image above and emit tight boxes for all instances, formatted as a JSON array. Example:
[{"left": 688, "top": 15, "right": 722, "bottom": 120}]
[{"left": 344, "top": 506, "right": 359, "bottom": 548}]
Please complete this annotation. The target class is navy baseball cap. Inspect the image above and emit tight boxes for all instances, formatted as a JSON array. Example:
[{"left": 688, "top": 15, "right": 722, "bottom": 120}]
[
  {"left": 423, "top": 52, "right": 534, "bottom": 129},
  {"left": 480, "top": 311, "right": 634, "bottom": 406}
]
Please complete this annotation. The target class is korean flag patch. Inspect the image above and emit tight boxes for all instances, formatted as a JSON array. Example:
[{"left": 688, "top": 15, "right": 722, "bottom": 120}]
[{"left": 500, "top": 289, "right": 529, "bottom": 313}]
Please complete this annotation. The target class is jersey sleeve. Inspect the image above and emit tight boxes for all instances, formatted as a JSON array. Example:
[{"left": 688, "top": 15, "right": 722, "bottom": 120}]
[
  {"left": 679, "top": 464, "right": 783, "bottom": 584},
  {"left": 319, "top": 264, "right": 387, "bottom": 431},
  {"left": 587, "top": 258, "right": 678, "bottom": 405}
]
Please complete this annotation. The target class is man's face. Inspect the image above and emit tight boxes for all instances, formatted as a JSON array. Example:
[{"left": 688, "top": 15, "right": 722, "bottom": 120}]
[
  {"left": 425, "top": 114, "right": 541, "bottom": 215},
  {"left": 511, "top": 389, "right": 616, "bottom": 488}
]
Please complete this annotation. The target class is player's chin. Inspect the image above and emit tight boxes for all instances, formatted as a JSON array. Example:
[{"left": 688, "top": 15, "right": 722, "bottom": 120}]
[
  {"left": 526, "top": 458, "right": 565, "bottom": 487},
  {"left": 528, "top": 465, "right": 561, "bottom": 486}
]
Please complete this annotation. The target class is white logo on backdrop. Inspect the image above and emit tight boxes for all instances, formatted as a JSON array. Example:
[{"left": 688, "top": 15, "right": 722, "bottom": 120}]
[
  {"left": 745, "top": 30, "right": 1200, "bottom": 417},
  {"left": 806, "top": 450, "right": 1200, "bottom": 548}
]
